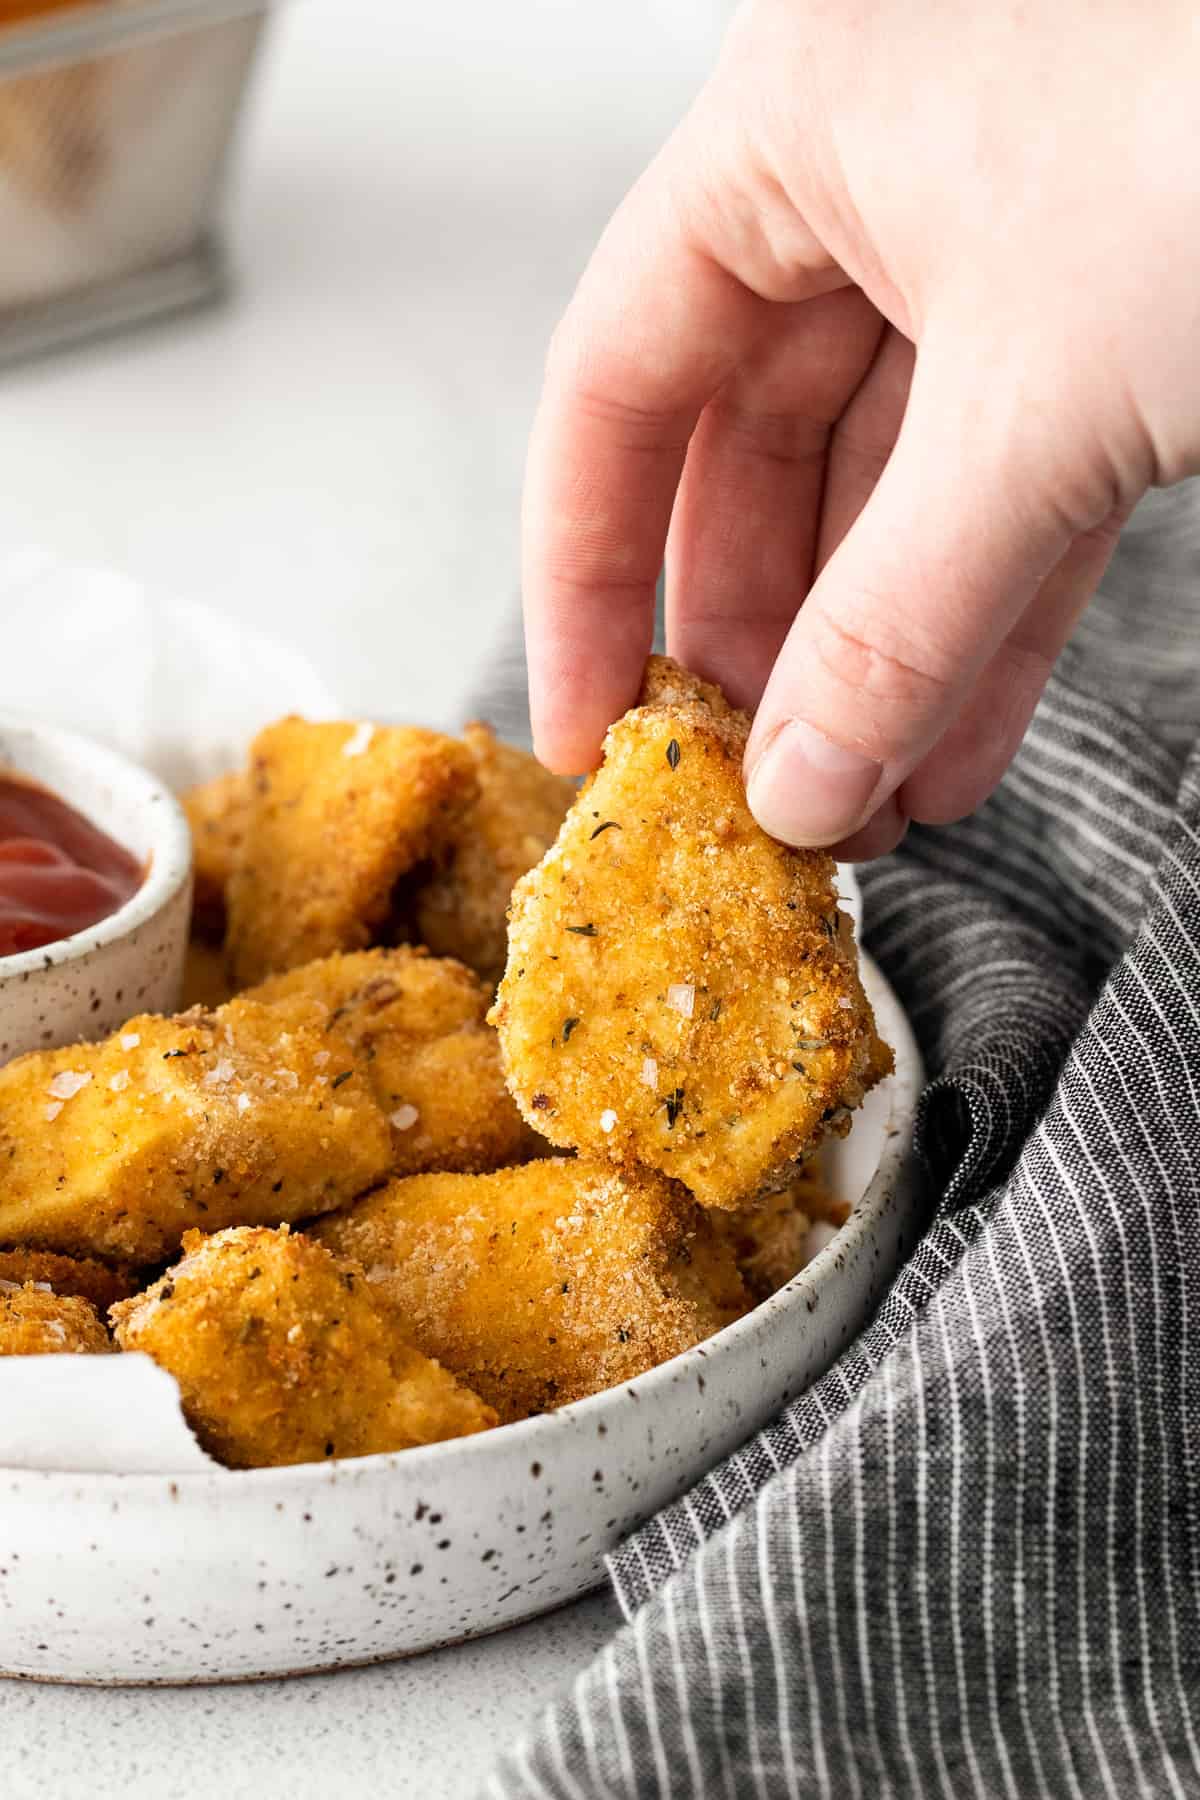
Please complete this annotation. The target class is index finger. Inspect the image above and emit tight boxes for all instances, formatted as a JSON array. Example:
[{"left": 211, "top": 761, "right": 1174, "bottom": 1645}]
[{"left": 522, "top": 144, "right": 769, "bottom": 772}]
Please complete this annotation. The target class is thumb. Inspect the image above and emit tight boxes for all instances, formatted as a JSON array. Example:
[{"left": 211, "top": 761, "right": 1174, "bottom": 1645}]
[{"left": 743, "top": 351, "right": 1095, "bottom": 846}]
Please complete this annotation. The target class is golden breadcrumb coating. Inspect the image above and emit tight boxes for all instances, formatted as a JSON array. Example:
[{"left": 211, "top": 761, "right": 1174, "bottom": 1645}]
[
  {"left": 182, "top": 770, "right": 248, "bottom": 944},
  {"left": 111, "top": 1226, "right": 496, "bottom": 1468},
  {"left": 712, "top": 1163, "right": 850, "bottom": 1303},
  {"left": 227, "top": 717, "right": 478, "bottom": 987},
  {"left": 0, "top": 1249, "right": 136, "bottom": 1313},
  {"left": 0, "top": 993, "right": 392, "bottom": 1264},
  {"left": 181, "top": 938, "right": 238, "bottom": 1011},
  {"left": 314, "top": 1158, "right": 748, "bottom": 1423},
  {"left": 490, "top": 657, "right": 891, "bottom": 1209},
  {"left": 248, "top": 947, "right": 539, "bottom": 1175},
  {"left": 411, "top": 724, "right": 576, "bottom": 985},
  {"left": 0, "top": 1285, "right": 112, "bottom": 1355}
]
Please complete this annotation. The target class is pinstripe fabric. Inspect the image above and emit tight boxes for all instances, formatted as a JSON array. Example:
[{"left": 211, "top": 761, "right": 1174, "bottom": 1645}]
[{"left": 477, "top": 483, "right": 1200, "bottom": 1798}]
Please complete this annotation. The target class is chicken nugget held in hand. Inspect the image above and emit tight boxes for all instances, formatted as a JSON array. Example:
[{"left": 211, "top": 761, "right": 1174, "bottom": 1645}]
[
  {"left": 111, "top": 1226, "right": 496, "bottom": 1468},
  {"left": 490, "top": 658, "right": 891, "bottom": 1210},
  {"left": 226, "top": 718, "right": 478, "bottom": 987},
  {"left": 313, "top": 1158, "right": 748, "bottom": 1423}
]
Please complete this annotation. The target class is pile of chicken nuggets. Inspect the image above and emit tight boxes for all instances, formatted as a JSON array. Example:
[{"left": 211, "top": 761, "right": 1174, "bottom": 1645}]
[{"left": 0, "top": 661, "right": 886, "bottom": 1468}]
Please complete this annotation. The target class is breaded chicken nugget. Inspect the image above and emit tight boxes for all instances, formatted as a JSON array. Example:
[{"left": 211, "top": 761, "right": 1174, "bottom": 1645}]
[
  {"left": 0, "top": 1285, "right": 111, "bottom": 1355},
  {"left": 0, "top": 1249, "right": 136, "bottom": 1312},
  {"left": 490, "top": 658, "right": 891, "bottom": 1209},
  {"left": 226, "top": 718, "right": 477, "bottom": 987},
  {"left": 314, "top": 1158, "right": 748, "bottom": 1422},
  {"left": 111, "top": 1226, "right": 496, "bottom": 1468},
  {"left": 411, "top": 724, "right": 576, "bottom": 985},
  {"left": 249, "top": 947, "right": 538, "bottom": 1175},
  {"left": 712, "top": 1164, "right": 849, "bottom": 1303},
  {"left": 182, "top": 770, "right": 248, "bottom": 943},
  {"left": 0, "top": 993, "right": 392, "bottom": 1264}
]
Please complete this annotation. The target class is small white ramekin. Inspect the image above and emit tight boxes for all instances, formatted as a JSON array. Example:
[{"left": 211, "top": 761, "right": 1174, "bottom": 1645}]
[{"left": 0, "top": 713, "right": 192, "bottom": 1065}]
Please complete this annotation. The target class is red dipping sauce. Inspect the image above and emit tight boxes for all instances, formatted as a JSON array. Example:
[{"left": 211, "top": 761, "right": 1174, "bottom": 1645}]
[{"left": 0, "top": 774, "right": 143, "bottom": 958}]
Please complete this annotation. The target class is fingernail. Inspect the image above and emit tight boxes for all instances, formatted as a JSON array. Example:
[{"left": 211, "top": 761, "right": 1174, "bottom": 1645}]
[{"left": 746, "top": 719, "right": 881, "bottom": 846}]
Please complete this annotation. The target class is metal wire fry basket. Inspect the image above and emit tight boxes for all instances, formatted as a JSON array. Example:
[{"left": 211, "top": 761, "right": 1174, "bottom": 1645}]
[{"left": 0, "top": 0, "right": 269, "bottom": 364}]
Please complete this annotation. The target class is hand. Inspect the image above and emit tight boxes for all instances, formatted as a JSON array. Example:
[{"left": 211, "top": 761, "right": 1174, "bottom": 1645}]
[{"left": 521, "top": 0, "right": 1200, "bottom": 856}]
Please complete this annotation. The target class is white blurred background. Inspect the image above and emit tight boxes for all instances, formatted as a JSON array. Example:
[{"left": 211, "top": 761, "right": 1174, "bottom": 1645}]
[{"left": 0, "top": 0, "right": 734, "bottom": 724}]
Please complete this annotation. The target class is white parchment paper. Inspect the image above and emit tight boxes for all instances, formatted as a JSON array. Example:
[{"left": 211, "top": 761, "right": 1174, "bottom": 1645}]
[
  {"left": 0, "top": 546, "right": 339, "bottom": 787},
  {"left": 0, "top": 1356, "right": 216, "bottom": 1473}
]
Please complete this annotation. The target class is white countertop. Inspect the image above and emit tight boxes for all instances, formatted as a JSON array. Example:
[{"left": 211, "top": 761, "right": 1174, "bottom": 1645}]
[
  {"left": 0, "top": 1, "right": 728, "bottom": 1792},
  {"left": 2, "top": 1591, "right": 624, "bottom": 1797}
]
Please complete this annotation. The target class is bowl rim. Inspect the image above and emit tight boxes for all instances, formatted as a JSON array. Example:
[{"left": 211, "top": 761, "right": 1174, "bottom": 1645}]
[
  {"left": 0, "top": 710, "right": 192, "bottom": 983},
  {"left": 2, "top": 952, "right": 923, "bottom": 1493}
]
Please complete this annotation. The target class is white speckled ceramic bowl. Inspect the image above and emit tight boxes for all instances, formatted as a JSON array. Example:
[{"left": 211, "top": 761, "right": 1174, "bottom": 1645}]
[
  {"left": 0, "top": 954, "right": 923, "bottom": 1685},
  {"left": 0, "top": 715, "right": 192, "bottom": 1065}
]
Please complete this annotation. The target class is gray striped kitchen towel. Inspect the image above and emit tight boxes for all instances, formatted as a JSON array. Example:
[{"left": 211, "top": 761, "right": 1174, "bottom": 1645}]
[{"left": 472, "top": 483, "right": 1200, "bottom": 1799}]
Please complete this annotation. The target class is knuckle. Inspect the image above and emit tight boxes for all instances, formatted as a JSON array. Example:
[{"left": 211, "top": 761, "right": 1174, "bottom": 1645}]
[
  {"left": 570, "top": 388, "right": 691, "bottom": 453},
  {"left": 543, "top": 332, "right": 694, "bottom": 456},
  {"left": 828, "top": 429, "right": 893, "bottom": 487},
  {"left": 805, "top": 596, "right": 956, "bottom": 715},
  {"left": 994, "top": 635, "right": 1055, "bottom": 698},
  {"left": 1073, "top": 508, "right": 1128, "bottom": 559},
  {"left": 706, "top": 394, "right": 827, "bottom": 469},
  {"left": 542, "top": 557, "right": 652, "bottom": 599}
]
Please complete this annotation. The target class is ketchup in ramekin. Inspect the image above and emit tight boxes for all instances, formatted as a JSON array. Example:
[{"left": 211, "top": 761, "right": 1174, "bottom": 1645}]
[{"left": 0, "top": 774, "right": 143, "bottom": 957}]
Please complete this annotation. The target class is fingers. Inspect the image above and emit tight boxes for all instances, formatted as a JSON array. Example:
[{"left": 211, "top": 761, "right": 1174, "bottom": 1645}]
[
  {"left": 522, "top": 148, "right": 766, "bottom": 771},
  {"left": 664, "top": 287, "right": 883, "bottom": 713},
  {"left": 815, "top": 325, "right": 914, "bottom": 571},
  {"left": 743, "top": 350, "right": 1099, "bottom": 846},
  {"left": 821, "top": 517, "right": 1123, "bottom": 859},
  {"left": 522, "top": 97, "right": 847, "bottom": 774},
  {"left": 828, "top": 793, "right": 910, "bottom": 863},
  {"left": 895, "top": 511, "right": 1125, "bottom": 826}
]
